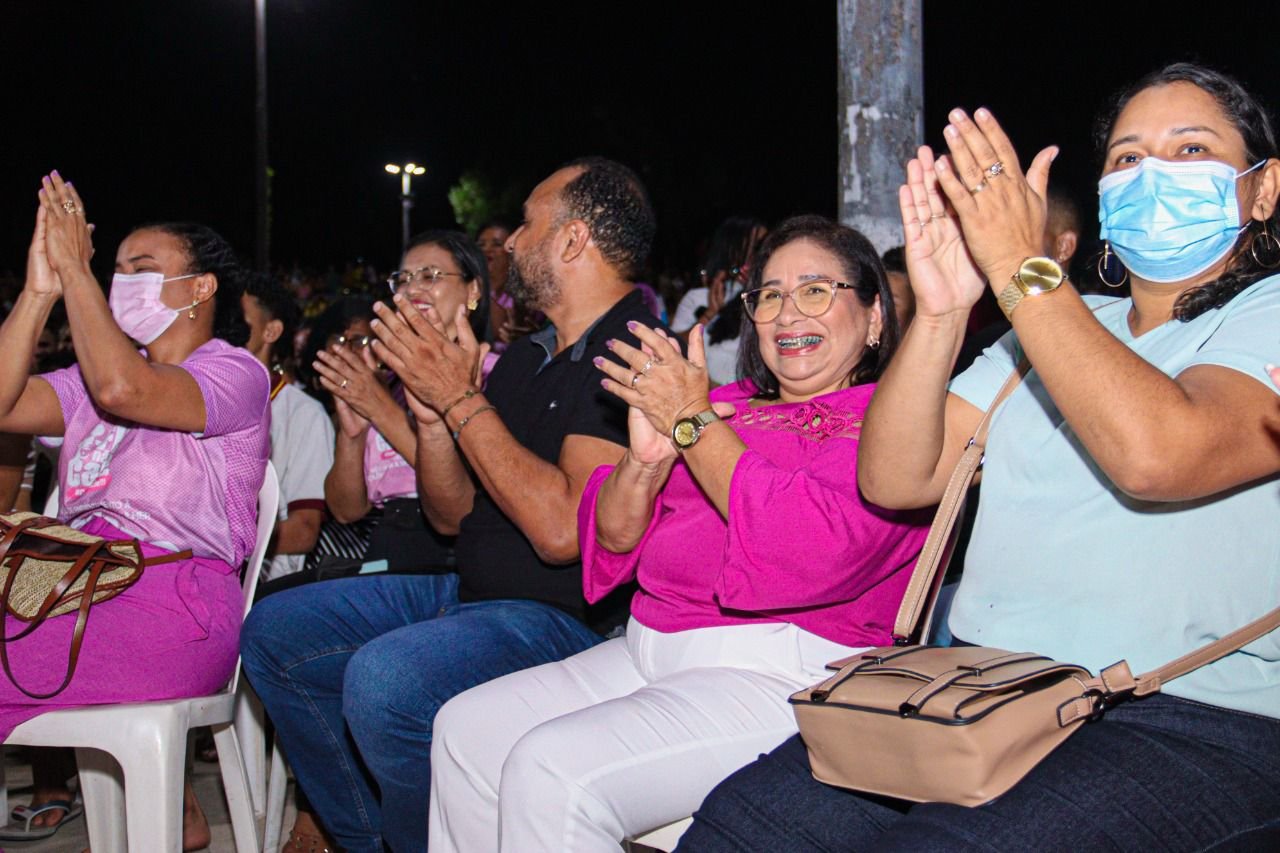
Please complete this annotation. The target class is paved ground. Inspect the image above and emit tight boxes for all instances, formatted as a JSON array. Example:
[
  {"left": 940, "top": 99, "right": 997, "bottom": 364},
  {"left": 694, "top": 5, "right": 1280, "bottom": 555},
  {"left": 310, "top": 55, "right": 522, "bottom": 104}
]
[{"left": 0, "top": 747, "right": 296, "bottom": 853}]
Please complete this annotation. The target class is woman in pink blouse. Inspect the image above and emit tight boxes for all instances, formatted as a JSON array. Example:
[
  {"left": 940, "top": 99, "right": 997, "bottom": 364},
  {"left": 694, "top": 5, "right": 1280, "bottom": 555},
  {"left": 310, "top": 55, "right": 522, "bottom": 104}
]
[{"left": 428, "top": 215, "right": 931, "bottom": 852}]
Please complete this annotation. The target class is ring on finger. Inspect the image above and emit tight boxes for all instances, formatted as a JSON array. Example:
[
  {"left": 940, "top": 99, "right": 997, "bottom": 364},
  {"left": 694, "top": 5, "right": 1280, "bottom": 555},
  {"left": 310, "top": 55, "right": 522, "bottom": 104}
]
[
  {"left": 640, "top": 358, "right": 654, "bottom": 374},
  {"left": 341, "top": 379, "right": 349, "bottom": 389},
  {"left": 985, "top": 161, "right": 1005, "bottom": 179},
  {"left": 930, "top": 213, "right": 947, "bottom": 221},
  {"left": 968, "top": 180, "right": 987, "bottom": 195},
  {"left": 61, "top": 200, "right": 79, "bottom": 214},
  {"left": 630, "top": 372, "right": 642, "bottom": 389}
]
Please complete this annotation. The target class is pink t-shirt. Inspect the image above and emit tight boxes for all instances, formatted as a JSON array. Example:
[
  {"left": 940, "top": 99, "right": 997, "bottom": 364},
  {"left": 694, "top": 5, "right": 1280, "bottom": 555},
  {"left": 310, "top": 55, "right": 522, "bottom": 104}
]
[
  {"left": 40, "top": 339, "right": 271, "bottom": 567},
  {"left": 579, "top": 381, "right": 931, "bottom": 648},
  {"left": 363, "top": 427, "right": 417, "bottom": 506}
]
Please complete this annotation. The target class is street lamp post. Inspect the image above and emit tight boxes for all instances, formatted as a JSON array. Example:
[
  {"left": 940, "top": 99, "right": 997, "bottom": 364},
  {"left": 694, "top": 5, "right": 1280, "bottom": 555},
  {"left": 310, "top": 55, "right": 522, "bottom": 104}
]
[{"left": 385, "top": 162, "right": 426, "bottom": 259}]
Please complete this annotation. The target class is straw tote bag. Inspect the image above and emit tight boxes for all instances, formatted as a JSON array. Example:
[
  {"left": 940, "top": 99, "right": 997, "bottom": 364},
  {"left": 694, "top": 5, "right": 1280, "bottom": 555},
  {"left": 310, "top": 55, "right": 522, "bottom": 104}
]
[
  {"left": 791, "top": 367, "right": 1280, "bottom": 807},
  {"left": 0, "top": 512, "right": 189, "bottom": 698}
]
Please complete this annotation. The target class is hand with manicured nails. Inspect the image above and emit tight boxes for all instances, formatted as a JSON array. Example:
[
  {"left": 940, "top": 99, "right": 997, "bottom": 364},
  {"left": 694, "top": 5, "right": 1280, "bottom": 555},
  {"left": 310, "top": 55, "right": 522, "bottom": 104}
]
[
  {"left": 932, "top": 107, "right": 1058, "bottom": 286},
  {"left": 596, "top": 322, "right": 717, "bottom": 441},
  {"left": 38, "top": 172, "right": 94, "bottom": 276},
  {"left": 897, "top": 145, "right": 986, "bottom": 319}
]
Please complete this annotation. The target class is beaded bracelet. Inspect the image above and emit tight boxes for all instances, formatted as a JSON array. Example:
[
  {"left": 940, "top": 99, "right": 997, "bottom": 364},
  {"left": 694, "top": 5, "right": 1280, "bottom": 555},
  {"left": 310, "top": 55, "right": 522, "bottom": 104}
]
[
  {"left": 452, "top": 405, "right": 497, "bottom": 441},
  {"left": 441, "top": 388, "right": 478, "bottom": 419}
]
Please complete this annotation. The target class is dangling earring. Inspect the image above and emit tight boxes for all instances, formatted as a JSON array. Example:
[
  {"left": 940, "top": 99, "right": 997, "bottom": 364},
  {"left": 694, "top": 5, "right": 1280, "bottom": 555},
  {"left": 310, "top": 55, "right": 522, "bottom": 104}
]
[
  {"left": 188, "top": 306, "right": 198, "bottom": 320},
  {"left": 1097, "top": 241, "right": 1128, "bottom": 289},
  {"left": 1249, "top": 218, "right": 1280, "bottom": 269}
]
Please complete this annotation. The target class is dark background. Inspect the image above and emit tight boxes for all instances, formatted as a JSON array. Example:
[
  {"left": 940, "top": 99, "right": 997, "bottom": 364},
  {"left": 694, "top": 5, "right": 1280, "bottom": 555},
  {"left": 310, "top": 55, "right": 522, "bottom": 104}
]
[{"left": 4, "top": 1, "right": 1279, "bottom": 281}]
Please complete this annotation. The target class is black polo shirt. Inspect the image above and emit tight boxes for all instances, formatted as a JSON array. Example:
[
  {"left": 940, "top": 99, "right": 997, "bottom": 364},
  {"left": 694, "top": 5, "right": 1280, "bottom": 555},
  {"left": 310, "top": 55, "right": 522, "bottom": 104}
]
[{"left": 455, "top": 289, "right": 663, "bottom": 633}]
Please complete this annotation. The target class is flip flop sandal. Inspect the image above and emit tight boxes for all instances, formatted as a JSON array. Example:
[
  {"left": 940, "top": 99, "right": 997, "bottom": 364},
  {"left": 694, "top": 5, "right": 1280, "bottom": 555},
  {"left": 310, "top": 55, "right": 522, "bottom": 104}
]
[{"left": 0, "top": 795, "right": 84, "bottom": 840}]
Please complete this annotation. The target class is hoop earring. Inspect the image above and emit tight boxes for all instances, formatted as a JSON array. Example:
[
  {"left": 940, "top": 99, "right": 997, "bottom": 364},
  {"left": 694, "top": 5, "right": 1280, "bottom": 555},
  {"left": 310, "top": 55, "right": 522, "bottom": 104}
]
[
  {"left": 1096, "top": 241, "right": 1128, "bottom": 289},
  {"left": 1249, "top": 219, "right": 1280, "bottom": 269}
]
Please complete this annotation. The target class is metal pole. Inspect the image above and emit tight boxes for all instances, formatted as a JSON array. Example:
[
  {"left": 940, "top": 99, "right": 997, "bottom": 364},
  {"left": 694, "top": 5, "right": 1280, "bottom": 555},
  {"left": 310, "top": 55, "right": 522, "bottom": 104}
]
[
  {"left": 400, "top": 172, "right": 412, "bottom": 259},
  {"left": 254, "top": 0, "right": 270, "bottom": 271}
]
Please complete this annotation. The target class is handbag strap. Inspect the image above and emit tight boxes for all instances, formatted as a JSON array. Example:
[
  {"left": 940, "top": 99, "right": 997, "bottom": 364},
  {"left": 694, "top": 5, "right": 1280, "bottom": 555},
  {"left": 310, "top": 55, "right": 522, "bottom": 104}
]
[
  {"left": 884, "top": 362, "right": 1280, "bottom": 708},
  {"left": 891, "top": 361, "right": 1028, "bottom": 642}
]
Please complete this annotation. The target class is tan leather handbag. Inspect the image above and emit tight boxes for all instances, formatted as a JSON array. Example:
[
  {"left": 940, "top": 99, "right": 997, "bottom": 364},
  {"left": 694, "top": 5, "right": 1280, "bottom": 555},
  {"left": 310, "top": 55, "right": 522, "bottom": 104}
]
[
  {"left": 791, "top": 367, "right": 1280, "bottom": 807},
  {"left": 0, "top": 512, "right": 189, "bottom": 698}
]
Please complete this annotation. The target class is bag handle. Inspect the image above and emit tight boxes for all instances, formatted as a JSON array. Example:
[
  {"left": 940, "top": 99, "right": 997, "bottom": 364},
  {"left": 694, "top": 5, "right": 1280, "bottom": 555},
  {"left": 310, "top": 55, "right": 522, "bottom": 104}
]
[{"left": 891, "top": 361, "right": 1029, "bottom": 642}]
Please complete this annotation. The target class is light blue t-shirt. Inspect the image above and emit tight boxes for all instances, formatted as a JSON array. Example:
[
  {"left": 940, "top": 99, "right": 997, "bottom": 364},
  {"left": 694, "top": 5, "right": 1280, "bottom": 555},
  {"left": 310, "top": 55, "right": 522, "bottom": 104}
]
[{"left": 948, "top": 276, "right": 1280, "bottom": 718}]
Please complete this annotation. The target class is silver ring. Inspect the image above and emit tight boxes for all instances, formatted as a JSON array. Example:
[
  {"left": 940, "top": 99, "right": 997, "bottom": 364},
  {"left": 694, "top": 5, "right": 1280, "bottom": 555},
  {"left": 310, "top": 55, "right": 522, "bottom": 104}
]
[
  {"left": 930, "top": 213, "right": 947, "bottom": 221},
  {"left": 640, "top": 358, "right": 654, "bottom": 374},
  {"left": 630, "top": 372, "right": 642, "bottom": 389},
  {"left": 985, "top": 161, "right": 1005, "bottom": 178},
  {"left": 968, "top": 180, "right": 987, "bottom": 195}
]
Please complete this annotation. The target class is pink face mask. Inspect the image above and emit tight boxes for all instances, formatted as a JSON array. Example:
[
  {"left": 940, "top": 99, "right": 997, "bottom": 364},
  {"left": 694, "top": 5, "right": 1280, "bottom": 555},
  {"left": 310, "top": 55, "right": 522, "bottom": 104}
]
[{"left": 108, "top": 272, "right": 199, "bottom": 344}]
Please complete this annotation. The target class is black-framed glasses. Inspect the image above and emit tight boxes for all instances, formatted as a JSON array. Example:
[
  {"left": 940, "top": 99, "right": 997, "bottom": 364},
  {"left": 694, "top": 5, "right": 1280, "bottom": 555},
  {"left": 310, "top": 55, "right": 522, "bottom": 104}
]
[
  {"left": 740, "top": 279, "right": 856, "bottom": 323},
  {"left": 386, "top": 267, "right": 466, "bottom": 293}
]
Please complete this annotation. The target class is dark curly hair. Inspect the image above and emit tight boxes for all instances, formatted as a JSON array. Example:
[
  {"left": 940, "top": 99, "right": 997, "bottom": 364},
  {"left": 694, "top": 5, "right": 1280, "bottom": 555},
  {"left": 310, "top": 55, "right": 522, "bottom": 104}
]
[
  {"left": 556, "top": 157, "right": 656, "bottom": 281},
  {"left": 737, "top": 215, "right": 900, "bottom": 399},
  {"left": 403, "top": 229, "right": 491, "bottom": 343},
  {"left": 1093, "top": 63, "right": 1280, "bottom": 320},
  {"left": 135, "top": 222, "right": 251, "bottom": 346}
]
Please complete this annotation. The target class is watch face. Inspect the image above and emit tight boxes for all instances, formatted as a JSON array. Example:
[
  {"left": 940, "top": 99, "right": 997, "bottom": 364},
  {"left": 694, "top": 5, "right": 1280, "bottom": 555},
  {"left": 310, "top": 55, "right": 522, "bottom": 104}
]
[
  {"left": 1018, "top": 257, "right": 1064, "bottom": 293},
  {"left": 673, "top": 419, "right": 698, "bottom": 447}
]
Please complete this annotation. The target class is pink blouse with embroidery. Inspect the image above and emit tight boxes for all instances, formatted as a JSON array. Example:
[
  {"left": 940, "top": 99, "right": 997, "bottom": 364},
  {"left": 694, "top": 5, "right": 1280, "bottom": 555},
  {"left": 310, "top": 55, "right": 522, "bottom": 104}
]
[{"left": 578, "top": 380, "right": 931, "bottom": 647}]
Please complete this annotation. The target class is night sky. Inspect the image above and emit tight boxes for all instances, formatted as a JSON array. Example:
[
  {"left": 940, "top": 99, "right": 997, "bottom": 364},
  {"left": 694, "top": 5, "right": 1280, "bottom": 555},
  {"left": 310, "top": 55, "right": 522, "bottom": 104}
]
[{"left": 5, "top": 2, "right": 1280, "bottom": 283}]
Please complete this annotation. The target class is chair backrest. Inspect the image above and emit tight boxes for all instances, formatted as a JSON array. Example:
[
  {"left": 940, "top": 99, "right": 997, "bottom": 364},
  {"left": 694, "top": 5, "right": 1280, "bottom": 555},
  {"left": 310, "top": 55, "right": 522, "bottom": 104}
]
[
  {"left": 44, "top": 462, "right": 280, "bottom": 691},
  {"left": 230, "top": 460, "right": 279, "bottom": 691}
]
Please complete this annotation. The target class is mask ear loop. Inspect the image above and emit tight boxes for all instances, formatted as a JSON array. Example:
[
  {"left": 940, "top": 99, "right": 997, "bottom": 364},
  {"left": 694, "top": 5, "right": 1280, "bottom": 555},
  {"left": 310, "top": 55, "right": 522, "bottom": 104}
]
[
  {"left": 1249, "top": 218, "right": 1280, "bottom": 270},
  {"left": 1096, "top": 240, "right": 1129, "bottom": 288}
]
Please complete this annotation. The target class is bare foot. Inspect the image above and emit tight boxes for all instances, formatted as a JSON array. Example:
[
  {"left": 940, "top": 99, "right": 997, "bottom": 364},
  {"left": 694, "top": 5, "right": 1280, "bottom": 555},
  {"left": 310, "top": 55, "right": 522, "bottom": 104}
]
[
  {"left": 183, "top": 781, "right": 211, "bottom": 852},
  {"left": 285, "top": 809, "right": 338, "bottom": 851}
]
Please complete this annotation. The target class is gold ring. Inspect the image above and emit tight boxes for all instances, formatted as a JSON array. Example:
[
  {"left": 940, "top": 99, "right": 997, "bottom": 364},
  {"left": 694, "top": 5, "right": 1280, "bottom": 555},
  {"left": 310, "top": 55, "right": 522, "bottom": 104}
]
[
  {"left": 985, "top": 162, "right": 1005, "bottom": 178},
  {"left": 61, "top": 200, "right": 79, "bottom": 214},
  {"left": 630, "top": 372, "right": 642, "bottom": 389},
  {"left": 930, "top": 213, "right": 946, "bottom": 221}
]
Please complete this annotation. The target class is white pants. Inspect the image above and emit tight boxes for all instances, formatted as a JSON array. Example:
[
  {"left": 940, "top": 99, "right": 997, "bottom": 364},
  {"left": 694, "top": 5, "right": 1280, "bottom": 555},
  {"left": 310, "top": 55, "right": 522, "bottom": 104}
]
[{"left": 428, "top": 618, "right": 863, "bottom": 852}]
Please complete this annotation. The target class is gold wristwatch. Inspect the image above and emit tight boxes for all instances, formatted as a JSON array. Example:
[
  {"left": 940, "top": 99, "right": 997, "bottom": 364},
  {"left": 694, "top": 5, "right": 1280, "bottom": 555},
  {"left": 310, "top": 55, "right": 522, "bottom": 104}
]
[
  {"left": 997, "top": 257, "right": 1067, "bottom": 320},
  {"left": 671, "top": 409, "right": 719, "bottom": 451}
]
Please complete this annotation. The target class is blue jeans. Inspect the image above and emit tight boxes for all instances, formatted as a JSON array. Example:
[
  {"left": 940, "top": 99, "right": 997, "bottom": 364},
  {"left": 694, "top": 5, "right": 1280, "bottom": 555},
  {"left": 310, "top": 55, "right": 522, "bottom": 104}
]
[
  {"left": 240, "top": 573, "right": 603, "bottom": 853},
  {"left": 678, "top": 695, "right": 1280, "bottom": 851}
]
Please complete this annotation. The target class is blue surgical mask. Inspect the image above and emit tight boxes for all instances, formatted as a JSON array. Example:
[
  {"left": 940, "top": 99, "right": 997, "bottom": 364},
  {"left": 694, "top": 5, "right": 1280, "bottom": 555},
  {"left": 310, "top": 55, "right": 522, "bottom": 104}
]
[{"left": 1098, "top": 157, "right": 1263, "bottom": 283}]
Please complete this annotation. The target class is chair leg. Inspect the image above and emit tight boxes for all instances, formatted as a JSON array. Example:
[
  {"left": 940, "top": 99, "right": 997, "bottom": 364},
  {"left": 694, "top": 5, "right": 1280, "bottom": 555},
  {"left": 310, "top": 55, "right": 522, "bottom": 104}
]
[
  {"left": 114, "top": 712, "right": 188, "bottom": 852},
  {"left": 263, "top": 740, "right": 289, "bottom": 853},
  {"left": 213, "top": 722, "right": 262, "bottom": 853},
  {"left": 235, "top": 685, "right": 267, "bottom": 821},
  {"left": 74, "top": 747, "right": 128, "bottom": 853}
]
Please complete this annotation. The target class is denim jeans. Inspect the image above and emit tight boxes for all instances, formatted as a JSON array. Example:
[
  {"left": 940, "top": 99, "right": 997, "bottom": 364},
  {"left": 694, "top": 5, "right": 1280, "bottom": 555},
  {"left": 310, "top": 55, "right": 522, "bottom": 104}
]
[
  {"left": 678, "top": 694, "right": 1280, "bottom": 852},
  {"left": 240, "top": 573, "right": 603, "bottom": 853}
]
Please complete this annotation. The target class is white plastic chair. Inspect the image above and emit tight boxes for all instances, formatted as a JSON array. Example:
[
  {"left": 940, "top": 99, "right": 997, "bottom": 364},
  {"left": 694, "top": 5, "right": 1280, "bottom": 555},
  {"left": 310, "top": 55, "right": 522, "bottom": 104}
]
[{"left": 2, "top": 461, "right": 279, "bottom": 852}]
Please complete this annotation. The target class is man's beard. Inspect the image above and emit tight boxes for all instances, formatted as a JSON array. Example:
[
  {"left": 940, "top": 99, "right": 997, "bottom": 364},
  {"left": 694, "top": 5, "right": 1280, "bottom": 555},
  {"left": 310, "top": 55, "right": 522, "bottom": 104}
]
[{"left": 506, "top": 239, "right": 561, "bottom": 311}]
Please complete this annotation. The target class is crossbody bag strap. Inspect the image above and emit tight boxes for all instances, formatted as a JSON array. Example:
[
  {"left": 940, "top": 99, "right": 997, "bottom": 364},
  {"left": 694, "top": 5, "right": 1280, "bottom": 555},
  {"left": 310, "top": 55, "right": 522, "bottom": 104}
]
[{"left": 891, "top": 360, "right": 1030, "bottom": 642}]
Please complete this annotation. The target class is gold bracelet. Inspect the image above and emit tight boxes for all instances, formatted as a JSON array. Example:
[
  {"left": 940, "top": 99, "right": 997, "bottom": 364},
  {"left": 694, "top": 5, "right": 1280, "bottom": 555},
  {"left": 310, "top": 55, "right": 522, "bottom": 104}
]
[
  {"left": 440, "top": 388, "right": 478, "bottom": 419},
  {"left": 452, "top": 405, "right": 497, "bottom": 441}
]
